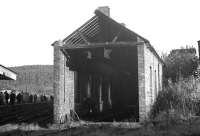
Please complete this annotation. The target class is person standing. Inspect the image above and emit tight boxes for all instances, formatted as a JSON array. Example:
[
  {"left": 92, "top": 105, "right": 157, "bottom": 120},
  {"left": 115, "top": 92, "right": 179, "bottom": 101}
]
[
  {"left": 4, "top": 91, "right": 9, "bottom": 104},
  {"left": 29, "top": 94, "right": 33, "bottom": 103},
  {"left": 10, "top": 91, "right": 16, "bottom": 105},
  {"left": 0, "top": 92, "right": 4, "bottom": 105},
  {"left": 34, "top": 94, "right": 37, "bottom": 103},
  {"left": 17, "top": 93, "right": 22, "bottom": 104}
]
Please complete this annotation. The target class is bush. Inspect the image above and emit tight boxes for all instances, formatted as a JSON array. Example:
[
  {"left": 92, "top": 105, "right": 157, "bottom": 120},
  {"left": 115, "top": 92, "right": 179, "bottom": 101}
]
[
  {"left": 150, "top": 78, "right": 199, "bottom": 120},
  {"left": 150, "top": 86, "right": 180, "bottom": 119}
]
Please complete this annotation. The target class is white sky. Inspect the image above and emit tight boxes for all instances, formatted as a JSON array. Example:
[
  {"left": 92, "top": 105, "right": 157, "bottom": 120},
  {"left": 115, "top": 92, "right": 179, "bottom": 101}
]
[{"left": 0, "top": 0, "right": 200, "bottom": 67}]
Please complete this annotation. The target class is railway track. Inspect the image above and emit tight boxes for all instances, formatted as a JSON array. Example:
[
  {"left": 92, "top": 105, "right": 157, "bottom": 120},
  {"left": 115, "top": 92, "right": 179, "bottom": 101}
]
[{"left": 0, "top": 103, "right": 53, "bottom": 126}]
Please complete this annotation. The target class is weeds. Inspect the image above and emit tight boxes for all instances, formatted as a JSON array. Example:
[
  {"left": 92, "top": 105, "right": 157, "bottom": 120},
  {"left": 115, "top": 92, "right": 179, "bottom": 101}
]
[{"left": 150, "top": 77, "right": 199, "bottom": 120}]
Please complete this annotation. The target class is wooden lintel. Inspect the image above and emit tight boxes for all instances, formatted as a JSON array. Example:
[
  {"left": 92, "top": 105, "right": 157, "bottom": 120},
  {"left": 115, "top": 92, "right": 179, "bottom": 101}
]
[{"left": 62, "top": 41, "right": 144, "bottom": 50}]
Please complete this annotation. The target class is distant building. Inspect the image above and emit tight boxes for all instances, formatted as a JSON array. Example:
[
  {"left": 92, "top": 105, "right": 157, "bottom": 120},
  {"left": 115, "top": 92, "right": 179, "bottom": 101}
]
[
  {"left": 52, "top": 7, "right": 164, "bottom": 123},
  {"left": 170, "top": 48, "right": 196, "bottom": 55}
]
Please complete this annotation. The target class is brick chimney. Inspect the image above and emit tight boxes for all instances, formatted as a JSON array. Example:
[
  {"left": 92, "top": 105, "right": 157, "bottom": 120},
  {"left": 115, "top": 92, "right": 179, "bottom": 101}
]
[
  {"left": 198, "top": 40, "right": 200, "bottom": 60},
  {"left": 97, "top": 6, "right": 110, "bottom": 17}
]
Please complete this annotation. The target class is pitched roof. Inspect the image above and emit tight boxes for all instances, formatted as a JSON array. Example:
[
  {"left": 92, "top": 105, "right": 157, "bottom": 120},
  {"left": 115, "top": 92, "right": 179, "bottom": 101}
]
[
  {"left": 63, "top": 10, "right": 148, "bottom": 44},
  {"left": 63, "top": 9, "right": 163, "bottom": 64}
]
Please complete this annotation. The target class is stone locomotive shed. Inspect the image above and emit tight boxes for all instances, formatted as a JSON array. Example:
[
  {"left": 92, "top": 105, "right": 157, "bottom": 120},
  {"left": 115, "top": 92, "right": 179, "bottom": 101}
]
[{"left": 52, "top": 7, "right": 163, "bottom": 123}]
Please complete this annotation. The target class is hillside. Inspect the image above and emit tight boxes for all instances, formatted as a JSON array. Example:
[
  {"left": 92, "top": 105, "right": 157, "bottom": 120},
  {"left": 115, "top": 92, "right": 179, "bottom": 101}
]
[{"left": 0, "top": 65, "right": 53, "bottom": 95}]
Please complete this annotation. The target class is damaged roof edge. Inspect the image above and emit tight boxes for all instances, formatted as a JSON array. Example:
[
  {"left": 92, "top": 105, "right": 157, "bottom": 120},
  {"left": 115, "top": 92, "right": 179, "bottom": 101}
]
[
  {"left": 94, "top": 10, "right": 149, "bottom": 43},
  {"left": 94, "top": 10, "right": 164, "bottom": 65},
  {"left": 60, "top": 8, "right": 163, "bottom": 65},
  {"left": 62, "top": 16, "right": 98, "bottom": 43}
]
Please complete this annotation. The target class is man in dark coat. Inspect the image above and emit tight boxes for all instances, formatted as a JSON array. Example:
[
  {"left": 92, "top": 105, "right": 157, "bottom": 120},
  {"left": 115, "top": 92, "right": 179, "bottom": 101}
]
[
  {"left": 10, "top": 91, "right": 16, "bottom": 105},
  {"left": 17, "top": 93, "right": 22, "bottom": 104},
  {"left": 4, "top": 91, "right": 9, "bottom": 104},
  {"left": 34, "top": 94, "right": 37, "bottom": 103},
  {"left": 29, "top": 94, "right": 33, "bottom": 103},
  {"left": 0, "top": 92, "right": 4, "bottom": 105}
]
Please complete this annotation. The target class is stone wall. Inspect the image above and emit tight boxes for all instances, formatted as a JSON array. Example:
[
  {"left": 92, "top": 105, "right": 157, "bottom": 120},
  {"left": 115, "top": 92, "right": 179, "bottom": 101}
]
[
  {"left": 137, "top": 43, "right": 163, "bottom": 121},
  {"left": 137, "top": 44, "right": 146, "bottom": 121},
  {"left": 144, "top": 43, "right": 163, "bottom": 113},
  {"left": 53, "top": 41, "right": 74, "bottom": 123},
  {"left": 53, "top": 40, "right": 163, "bottom": 123}
]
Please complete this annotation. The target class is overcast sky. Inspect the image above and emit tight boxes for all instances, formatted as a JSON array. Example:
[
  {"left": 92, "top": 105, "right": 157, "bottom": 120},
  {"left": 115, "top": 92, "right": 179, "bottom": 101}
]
[{"left": 0, "top": 0, "right": 200, "bottom": 67}]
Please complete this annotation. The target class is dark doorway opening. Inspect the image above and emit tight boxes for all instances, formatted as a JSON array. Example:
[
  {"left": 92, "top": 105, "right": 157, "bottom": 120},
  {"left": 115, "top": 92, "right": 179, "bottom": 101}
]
[{"left": 66, "top": 46, "right": 139, "bottom": 121}]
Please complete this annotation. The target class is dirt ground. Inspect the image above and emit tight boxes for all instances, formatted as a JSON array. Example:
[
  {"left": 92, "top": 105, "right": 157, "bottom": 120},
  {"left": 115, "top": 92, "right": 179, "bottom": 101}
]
[
  {"left": 1, "top": 119, "right": 200, "bottom": 136},
  {"left": 0, "top": 122, "right": 144, "bottom": 136},
  {"left": 1, "top": 103, "right": 200, "bottom": 136}
]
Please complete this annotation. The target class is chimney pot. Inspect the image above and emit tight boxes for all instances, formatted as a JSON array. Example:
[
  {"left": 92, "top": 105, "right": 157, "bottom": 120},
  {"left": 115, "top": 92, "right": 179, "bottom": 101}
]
[{"left": 97, "top": 6, "right": 110, "bottom": 17}]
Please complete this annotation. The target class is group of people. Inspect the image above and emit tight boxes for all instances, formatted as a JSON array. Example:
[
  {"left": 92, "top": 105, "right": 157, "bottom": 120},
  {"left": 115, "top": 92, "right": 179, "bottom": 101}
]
[{"left": 0, "top": 90, "right": 53, "bottom": 105}]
